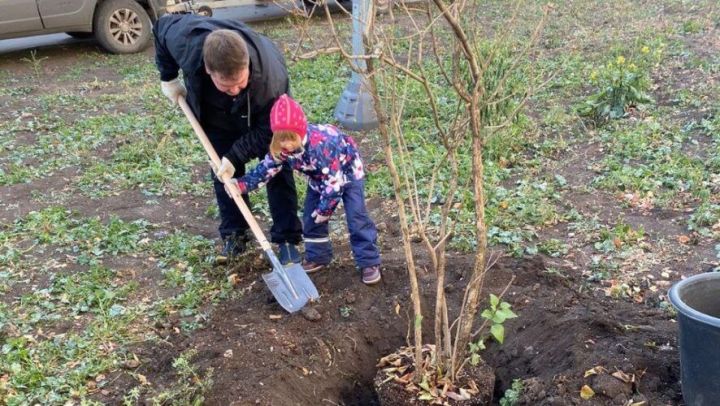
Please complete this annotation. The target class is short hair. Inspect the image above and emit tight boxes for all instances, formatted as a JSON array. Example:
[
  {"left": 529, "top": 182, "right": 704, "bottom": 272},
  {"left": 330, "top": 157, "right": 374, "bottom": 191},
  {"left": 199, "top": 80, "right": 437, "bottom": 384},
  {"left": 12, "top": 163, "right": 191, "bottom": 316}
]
[
  {"left": 269, "top": 131, "right": 302, "bottom": 160},
  {"left": 203, "top": 29, "right": 249, "bottom": 78}
]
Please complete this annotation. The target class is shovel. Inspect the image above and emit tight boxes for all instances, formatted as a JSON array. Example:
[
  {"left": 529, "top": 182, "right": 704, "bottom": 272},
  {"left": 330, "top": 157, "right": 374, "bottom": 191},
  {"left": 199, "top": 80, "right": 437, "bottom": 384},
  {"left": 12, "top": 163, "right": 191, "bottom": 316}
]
[{"left": 177, "top": 96, "right": 319, "bottom": 313}]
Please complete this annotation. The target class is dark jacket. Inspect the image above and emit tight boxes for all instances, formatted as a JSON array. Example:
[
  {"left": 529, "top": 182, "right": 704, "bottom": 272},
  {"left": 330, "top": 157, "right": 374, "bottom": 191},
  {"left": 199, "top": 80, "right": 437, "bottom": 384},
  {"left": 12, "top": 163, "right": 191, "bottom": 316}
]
[{"left": 153, "top": 14, "right": 289, "bottom": 167}]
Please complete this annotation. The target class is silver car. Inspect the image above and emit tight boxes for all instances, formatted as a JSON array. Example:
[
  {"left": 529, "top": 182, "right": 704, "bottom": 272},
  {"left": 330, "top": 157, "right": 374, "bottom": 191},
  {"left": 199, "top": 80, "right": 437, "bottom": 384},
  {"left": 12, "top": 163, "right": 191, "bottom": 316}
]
[{"left": 0, "top": 0, "right": 166, "bottom": 54}]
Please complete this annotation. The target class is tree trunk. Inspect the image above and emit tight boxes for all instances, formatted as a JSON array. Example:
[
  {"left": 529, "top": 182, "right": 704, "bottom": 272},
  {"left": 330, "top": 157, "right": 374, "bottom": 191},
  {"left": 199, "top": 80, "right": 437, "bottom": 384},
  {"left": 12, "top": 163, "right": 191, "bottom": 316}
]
[
  {"left": 365, "top": 57, "right": 425, "bottom": 376},
  {"left": 452, "top": 104, "right": 488, "bottom": 379}
]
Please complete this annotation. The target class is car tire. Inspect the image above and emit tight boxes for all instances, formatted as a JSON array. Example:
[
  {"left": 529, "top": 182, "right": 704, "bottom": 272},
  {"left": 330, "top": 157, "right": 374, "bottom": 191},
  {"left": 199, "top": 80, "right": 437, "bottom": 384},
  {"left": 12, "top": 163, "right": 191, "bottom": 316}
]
[
  {"left": 66, "top": 31, "right": 94, "bottom": 39},
  {"left": 93, "top": 0, "right": 152, "bottom": 54}
]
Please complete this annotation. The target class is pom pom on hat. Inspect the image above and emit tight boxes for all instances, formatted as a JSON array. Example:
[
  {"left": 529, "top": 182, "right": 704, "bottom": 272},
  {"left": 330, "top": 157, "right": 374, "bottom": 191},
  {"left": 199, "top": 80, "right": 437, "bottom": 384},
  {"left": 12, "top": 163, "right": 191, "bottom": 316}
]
[{"left": 270, "top": 94, "right": 307, "bottom": 137}]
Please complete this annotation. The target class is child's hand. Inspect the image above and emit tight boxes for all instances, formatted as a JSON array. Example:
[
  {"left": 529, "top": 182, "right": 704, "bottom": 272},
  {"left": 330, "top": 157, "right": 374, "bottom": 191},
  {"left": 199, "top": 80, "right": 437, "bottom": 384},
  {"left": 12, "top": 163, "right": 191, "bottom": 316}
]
[
  {"left": 311, "top": 210, "right": 330, "bottom": 224},
  {"left": 224, "top": 179, "right": 247, "bottom": 196}
]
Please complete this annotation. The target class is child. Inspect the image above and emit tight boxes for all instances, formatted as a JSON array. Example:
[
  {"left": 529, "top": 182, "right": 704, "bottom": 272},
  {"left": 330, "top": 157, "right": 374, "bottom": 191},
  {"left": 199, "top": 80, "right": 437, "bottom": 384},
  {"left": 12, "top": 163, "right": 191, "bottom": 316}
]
[{"left": 232, "top": 94, "right": 382, "bottom": 285}]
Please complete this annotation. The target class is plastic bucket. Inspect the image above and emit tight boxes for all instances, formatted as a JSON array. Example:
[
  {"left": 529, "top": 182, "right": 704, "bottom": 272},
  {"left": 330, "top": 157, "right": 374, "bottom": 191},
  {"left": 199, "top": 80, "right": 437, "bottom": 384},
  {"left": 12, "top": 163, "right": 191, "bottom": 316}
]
[{"left": 668, "top": 272, "right": 720, "bottom": 406}]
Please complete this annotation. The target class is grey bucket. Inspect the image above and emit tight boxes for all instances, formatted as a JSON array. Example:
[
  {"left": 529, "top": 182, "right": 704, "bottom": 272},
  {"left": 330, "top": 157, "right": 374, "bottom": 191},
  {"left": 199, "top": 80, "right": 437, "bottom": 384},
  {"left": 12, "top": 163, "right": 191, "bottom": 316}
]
[{"left": 668, "top": 272, "right": 720, "bottom": 406}]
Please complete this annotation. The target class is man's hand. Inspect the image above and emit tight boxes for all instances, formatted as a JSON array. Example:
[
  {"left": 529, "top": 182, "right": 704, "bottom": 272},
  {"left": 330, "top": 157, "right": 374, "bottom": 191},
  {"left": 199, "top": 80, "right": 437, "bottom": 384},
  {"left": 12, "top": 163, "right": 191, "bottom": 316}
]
[
  {"left": 311, "top": 210, "right": 331, "bottom": 224},
  {"left": 160, "top": 78, "right": 187, "bottom": 104},
  {"left": 215, "top": 157, "right": 236, "bottom": 184}
]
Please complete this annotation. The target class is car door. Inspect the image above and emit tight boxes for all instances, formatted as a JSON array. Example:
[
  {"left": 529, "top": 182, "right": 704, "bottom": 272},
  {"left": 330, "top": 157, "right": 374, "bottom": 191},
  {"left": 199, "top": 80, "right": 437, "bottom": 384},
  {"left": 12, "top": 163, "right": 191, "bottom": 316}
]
[
  {"left": 0, "top": 0, "right": 43, "bottom": 36},
  {"left": 36, "top": 0, "right": 95, "bottom": 29}
]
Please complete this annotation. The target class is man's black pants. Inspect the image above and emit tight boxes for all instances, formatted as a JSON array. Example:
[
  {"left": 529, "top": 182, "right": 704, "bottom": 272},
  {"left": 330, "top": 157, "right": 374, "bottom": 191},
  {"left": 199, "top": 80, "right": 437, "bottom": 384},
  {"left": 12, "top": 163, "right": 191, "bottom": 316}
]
[{"left": 207, "top": 130, "right": 302, "bottom": 245}]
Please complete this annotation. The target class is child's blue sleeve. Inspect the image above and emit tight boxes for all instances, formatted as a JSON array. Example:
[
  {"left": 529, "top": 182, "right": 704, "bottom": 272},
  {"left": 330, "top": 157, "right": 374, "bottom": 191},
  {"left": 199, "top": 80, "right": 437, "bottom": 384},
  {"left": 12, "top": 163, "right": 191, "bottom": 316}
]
[{"left": 239, "top": 154, "right": 284, "bottom": 192}]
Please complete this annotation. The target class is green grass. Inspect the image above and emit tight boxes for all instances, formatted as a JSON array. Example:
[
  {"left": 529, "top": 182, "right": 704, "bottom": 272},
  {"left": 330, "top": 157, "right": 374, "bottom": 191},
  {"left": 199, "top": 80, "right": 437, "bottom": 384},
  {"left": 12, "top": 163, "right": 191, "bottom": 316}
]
[
  {"left": 289, "top": 54, "right": 350, "bottom": 124},
  {"left": 591, "top": 119, "right": 712, "bottom": 206},
  {"left": 0, "top": 208, "right": 229, "bottom": 403},
  {"left": 77, "top": 124, "right": 208, "bottom": 198}
]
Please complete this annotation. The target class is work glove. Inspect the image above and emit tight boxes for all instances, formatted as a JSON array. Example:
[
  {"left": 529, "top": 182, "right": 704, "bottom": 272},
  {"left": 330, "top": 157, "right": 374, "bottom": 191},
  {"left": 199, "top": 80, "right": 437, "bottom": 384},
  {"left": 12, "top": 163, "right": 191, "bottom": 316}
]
[
  {"left": 160, "top": 78, "right": 187, "bottom": 104},
  {"left": 215, "top": 157, "right": 236, "bottom": 184},
  {"left": 311, "top": 210, "right": 331, "bottom": 224}
]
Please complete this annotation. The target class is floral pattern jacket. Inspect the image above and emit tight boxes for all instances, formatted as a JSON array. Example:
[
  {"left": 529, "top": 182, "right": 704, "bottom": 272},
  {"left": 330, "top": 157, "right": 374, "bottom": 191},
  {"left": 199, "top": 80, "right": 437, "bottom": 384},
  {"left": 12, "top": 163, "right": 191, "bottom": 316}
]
[{"left": 237, "top": 124, "right": 365, "bottom": 216}]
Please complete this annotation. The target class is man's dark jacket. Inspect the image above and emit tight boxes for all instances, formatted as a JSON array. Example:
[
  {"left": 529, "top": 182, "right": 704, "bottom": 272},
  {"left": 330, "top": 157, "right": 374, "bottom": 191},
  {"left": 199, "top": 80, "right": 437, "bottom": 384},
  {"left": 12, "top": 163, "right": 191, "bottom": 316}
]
[{"left": 153, "top": 14, "right": 289, "bottom": 168}]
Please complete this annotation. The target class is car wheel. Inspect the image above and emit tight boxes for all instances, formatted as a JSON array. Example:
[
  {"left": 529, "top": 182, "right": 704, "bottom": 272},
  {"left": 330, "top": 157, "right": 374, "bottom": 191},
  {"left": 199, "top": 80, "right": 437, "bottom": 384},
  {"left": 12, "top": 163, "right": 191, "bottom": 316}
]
[
  {"left": 197, "top": 5, "right": 213, "bottom": 16},
  {"left": 66, "top": 31, "right": 94, "bottom": 39},
  {"left": 93, "top": 0, "right": 152, "bottom": 54}
]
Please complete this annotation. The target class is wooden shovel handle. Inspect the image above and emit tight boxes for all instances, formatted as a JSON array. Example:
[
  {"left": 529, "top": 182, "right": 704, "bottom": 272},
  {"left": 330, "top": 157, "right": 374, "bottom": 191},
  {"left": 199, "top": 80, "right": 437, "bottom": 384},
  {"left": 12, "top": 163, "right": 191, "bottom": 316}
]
[{"left": 178, "top": 96, "right": 272, "bottom": 251}]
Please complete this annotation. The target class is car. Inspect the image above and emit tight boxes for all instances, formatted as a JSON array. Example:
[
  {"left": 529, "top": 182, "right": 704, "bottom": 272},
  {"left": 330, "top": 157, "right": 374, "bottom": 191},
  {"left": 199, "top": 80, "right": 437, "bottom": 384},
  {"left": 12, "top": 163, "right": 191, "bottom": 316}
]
[{"left": 0, "top": 0, "right": 166, "bottom": 54}]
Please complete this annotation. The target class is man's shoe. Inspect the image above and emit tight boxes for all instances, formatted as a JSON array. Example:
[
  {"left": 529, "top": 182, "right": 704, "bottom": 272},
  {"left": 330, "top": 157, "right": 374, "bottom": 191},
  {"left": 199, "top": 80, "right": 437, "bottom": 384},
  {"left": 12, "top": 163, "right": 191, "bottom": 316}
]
[
  {"left": 361, "top": 265, "right": 382, "bottom": 285},
  {"left": 216, "top": 235, "right": 247, "bottom": 265},
  {"left": 302, "top": 260, "right": 325, "bottom": 274},
  {"left": 278, "top": 243, "right": 301, "bottom": 265}
]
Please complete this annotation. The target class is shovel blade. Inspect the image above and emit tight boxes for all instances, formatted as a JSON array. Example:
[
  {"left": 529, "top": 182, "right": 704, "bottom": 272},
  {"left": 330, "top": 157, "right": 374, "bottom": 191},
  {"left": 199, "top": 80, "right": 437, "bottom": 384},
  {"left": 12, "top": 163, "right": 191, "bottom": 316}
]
[
  {"left": 262, "top": 270, "right": 307, "bottom": 313},
  {"left": 285, "top": 263, "right": 320, "bottom": 300},
  {"left": 262, "top": 264, "right": 319, "bottom": 313}
]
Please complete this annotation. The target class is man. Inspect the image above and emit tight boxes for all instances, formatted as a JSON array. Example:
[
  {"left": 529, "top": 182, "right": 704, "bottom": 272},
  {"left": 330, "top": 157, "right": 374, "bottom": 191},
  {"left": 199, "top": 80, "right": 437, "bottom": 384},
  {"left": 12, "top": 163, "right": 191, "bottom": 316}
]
[{"left": 153, "top": 13, "right": 302, "bottom": 264}]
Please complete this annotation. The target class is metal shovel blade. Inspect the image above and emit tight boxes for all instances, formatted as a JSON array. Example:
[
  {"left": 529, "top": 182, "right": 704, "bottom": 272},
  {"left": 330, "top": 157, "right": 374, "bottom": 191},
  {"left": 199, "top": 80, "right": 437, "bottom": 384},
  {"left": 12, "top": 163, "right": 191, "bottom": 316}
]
[
  {"left": 284, "top": 262, "right": 320, "bottom": 300},
  {"left": 262, "top": 270, "right": 305, "bottom": 313},
  {"left": 262, "top": 264, "right": 319, "bottom": 313},
  {"left": 262, "top": 250, "right": 320, "bottom": 312}
]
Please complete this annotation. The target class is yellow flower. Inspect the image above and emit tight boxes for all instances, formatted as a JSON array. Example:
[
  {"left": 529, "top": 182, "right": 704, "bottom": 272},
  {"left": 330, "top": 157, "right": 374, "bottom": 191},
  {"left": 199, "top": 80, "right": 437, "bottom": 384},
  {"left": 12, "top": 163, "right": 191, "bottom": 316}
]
[
  {"left": 616, "top": 55, "right": 625, "bottom": 65},
  {"left": 641, "top": 46, "right": 650, "bottom": 54},
  {"left": 590, "top": 70, "right": 598, "bottom": 81},
  {"left": 628, "top": 63, "right": 637, "bottom": 70}
]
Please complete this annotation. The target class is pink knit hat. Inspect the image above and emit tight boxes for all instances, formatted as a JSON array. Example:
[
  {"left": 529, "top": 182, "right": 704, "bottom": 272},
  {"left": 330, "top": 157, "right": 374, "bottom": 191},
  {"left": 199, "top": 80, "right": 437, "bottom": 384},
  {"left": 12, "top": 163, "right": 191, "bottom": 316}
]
[{"left": 270, "top": 94, "right": 307, "bottom": 137}]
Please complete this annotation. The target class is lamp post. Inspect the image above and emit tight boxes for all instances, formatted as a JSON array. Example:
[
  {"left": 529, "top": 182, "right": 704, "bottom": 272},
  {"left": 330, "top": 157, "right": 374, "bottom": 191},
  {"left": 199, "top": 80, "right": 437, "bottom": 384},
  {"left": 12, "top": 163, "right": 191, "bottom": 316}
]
[{"left": 333, "top": 0, "right": 378, "bottom": 131}]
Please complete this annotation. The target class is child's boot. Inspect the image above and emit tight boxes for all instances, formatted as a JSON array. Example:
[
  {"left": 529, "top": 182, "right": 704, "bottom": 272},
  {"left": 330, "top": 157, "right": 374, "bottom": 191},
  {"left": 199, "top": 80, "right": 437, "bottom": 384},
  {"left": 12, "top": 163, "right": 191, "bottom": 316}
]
[
  {"left": 302, "top": 260, "right": 326, "bottom": 273},
  {"left": 278, "top": 243, "right": 301, "bottom": 265},
  {"left": 361, "top": 265, "right": 381, "bottom": 285}
]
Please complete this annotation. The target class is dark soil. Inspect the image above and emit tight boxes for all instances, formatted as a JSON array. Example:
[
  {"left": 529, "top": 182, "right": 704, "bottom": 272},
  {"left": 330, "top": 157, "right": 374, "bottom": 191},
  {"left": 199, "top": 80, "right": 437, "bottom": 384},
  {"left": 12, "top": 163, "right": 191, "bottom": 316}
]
[
  {"left": 374, "top": 361, "right": 495, "bottom": 405},
  {"left": 92, "top": 251, "right": 681, "bottom": 406}
]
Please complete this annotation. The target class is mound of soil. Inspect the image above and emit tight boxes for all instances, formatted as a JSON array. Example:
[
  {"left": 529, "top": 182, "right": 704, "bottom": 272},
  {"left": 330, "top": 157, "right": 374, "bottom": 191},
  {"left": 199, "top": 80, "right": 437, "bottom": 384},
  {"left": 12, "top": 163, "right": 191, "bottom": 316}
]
[{"left": 482, "top": 256, "right": 681, "bottom": 405}]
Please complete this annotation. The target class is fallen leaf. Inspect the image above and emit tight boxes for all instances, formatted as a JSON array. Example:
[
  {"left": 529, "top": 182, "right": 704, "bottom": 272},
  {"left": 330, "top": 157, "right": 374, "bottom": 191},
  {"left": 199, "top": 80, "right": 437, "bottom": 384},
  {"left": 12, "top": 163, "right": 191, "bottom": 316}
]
[
  {"left": 376, "top": 354, "right": 396, "bottom": 367},
  {"left": 395, "top": 303, "right": 400, "bottom": 315},
  {"left": 302, "top": 367, "right": 310, "bottom": 376},
  {"left": 227, "top": 274, "right": 240, "bottom": 286},
  {"left": 467, "top": 379, "right": 479, "bottom": 394},
  {"left": 383, "top": 367, "right": 398, "bottom": 374},
  {"left": 584, "top": 366, "right": 607, "bottom": 377},
  {"left": 394, "top": 372, "right": 414, "bottom": 384},
  {"left": 613, "top": 237, "right": 623, "bottom": 249},
  {"left": 223, "top": 349, "right": 233, "bottom": 358},
  {"left": 580, "top": 385, "right": 595, "bottom": 400},
  {"left": 123, "top": 359, "right": 141, "bottom": 369},
  {"left": 677, "top": 235, "right": 690, "bottom": 244},
  {"left": 136, "top": 374, "right": 149, "bottom": 386},
  {"left": 611, "top": 371, "right": 634, "bottom": 383},
  {"left": 418, "top": 392, "right": 435, "bottom": 401},
  {"left": 405, "top": 383, "right": 419, "bottom": 392},
  {"left": 446, "top": 390, "right": 471, "bottom": 401}
]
